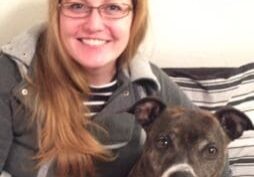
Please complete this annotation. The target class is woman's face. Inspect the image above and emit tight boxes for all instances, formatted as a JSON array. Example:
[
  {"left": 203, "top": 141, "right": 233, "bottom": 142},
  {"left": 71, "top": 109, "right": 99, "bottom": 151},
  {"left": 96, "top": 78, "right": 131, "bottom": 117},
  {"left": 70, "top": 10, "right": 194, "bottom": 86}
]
[{"left": 59, "top": 0, "right": 133, "bottom": 76}]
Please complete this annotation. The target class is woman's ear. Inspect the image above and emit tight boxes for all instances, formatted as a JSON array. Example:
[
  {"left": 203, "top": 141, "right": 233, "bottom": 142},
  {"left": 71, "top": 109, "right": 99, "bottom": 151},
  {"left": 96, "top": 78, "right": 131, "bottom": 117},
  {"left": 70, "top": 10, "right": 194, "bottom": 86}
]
[
  {"left": 128, "top": 97, "right": 166, "bottom": 127},
  {"left": 215, "top": 106, "right": 254, "bottom": 140}
]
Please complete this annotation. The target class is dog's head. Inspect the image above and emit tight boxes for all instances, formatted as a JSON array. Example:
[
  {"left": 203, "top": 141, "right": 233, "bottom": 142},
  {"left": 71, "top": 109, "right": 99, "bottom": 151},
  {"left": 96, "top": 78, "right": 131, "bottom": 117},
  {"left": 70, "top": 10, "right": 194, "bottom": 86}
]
[{"left": 129, "top": 97, "right": 254, "bottom": 177}]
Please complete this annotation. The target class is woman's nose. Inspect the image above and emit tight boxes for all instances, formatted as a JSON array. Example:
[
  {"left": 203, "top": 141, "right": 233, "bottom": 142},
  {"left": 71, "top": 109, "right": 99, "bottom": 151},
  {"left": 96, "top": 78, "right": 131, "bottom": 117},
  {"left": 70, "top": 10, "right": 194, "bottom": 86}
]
[{"left": 83, "top": 9, "right": 105, "bottom": 32}]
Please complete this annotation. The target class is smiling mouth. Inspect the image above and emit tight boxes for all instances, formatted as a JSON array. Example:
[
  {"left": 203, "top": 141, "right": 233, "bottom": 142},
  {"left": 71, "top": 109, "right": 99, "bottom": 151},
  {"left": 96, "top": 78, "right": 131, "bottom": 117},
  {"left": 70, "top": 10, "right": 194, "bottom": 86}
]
[{"left": 79, "top": 38, "right": 108, "bottom": 46}]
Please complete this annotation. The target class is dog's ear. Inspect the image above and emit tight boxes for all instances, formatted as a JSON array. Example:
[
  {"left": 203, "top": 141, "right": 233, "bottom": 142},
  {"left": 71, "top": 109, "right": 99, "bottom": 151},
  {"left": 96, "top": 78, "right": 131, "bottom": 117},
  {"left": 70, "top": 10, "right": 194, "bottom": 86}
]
[
  {"left": 128, "top": 97, "right": 166, "bottom": 127},
  {"left": 214, "top": 106, "right": 254, "bottom": 140}
]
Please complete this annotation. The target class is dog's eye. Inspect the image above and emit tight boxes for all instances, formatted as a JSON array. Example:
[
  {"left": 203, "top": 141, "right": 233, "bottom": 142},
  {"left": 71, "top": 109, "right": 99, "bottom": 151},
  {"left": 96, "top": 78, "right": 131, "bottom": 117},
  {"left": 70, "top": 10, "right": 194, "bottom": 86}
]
[
  {"left": 156, "top": 135, "right": 171, "bottom": 149},
  {"left": 203, "top": 144, "right": 218, "bottom": 159}
]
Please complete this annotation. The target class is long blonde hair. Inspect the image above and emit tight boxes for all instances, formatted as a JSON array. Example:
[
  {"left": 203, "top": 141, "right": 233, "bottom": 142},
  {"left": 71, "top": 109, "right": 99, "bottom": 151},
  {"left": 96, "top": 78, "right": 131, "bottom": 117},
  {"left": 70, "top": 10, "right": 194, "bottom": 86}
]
[{"left": 30, "top": 0, "right": 148, "bottom": 176}]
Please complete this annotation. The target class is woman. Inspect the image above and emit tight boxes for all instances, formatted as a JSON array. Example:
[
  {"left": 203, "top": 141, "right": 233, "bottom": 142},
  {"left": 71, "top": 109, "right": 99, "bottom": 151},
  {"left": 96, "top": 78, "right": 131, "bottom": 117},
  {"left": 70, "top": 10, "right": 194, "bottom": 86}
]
[{"left": 0, "top": 0, "right": 230, "bottom": 177}]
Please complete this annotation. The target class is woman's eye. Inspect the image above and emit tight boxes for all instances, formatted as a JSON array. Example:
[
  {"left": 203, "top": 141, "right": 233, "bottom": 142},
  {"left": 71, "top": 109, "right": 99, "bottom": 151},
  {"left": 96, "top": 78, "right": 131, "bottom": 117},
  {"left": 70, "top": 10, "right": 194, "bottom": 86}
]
[
  {"left": 105, "top": 4, "right": 123, "bottom": 12},
  {"left": 68, "top": 2, "right": 85, "bottom": 10}
]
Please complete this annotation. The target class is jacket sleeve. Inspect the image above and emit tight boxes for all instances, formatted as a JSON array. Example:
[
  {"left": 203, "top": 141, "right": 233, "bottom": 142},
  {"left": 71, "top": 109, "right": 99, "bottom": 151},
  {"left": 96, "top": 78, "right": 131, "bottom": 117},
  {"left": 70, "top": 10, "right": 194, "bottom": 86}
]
[
  {"left": 0, "top": 54, "right": 21, "bottom": 172},
  {"left": 0, "top": 93, "right": 13, "bottom": 172}
]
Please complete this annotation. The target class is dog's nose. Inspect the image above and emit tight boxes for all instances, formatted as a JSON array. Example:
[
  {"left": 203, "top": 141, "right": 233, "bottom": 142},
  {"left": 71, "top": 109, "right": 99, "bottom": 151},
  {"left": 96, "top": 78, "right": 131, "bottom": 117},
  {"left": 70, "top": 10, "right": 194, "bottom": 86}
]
[{"left": 170, "top": 171, "right": 194, "bottom": 177}]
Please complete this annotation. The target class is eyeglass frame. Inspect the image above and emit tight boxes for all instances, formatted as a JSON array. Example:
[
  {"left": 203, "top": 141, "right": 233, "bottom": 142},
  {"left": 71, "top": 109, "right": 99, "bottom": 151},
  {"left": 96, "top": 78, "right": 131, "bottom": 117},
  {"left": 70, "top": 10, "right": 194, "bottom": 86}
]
[{"left": 58, "top": 2, "right": 133, "bottom": 19}]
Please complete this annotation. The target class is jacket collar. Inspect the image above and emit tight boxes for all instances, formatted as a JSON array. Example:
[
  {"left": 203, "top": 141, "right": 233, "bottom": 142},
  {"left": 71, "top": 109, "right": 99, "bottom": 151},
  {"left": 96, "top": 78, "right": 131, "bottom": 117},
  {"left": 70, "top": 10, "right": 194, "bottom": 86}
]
[
  {"left": 1, "top": 23, "right": 160, "bottom": 90},
  {"left": 123, "top": 53, "right": 160, "bottom": 90}
]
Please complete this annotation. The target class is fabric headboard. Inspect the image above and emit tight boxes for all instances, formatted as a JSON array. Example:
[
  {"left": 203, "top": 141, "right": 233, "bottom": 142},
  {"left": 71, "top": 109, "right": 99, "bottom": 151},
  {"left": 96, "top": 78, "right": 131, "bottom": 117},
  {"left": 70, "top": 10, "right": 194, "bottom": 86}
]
[{"left": 162, "top": 62, "right": 254, "bottom": 177}]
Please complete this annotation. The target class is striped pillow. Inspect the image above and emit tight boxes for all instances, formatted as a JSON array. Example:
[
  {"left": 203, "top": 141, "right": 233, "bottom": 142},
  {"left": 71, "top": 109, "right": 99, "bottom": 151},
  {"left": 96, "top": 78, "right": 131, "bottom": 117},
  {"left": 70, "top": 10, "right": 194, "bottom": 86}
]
[{"left": 163, "top": 62, "right": 254, "bottom": 177}]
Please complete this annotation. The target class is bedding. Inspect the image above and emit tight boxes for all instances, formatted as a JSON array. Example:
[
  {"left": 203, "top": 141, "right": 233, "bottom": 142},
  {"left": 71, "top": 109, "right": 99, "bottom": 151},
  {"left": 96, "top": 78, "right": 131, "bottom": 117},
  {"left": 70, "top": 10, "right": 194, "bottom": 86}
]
[{"left": 163, "top": 62, "right": 254, "bottom": 177}]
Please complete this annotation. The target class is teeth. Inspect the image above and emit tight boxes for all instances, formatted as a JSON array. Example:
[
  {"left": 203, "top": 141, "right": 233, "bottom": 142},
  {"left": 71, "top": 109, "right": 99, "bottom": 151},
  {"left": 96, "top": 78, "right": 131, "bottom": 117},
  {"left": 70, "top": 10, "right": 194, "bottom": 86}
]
[{"left": 81, "top": 39, "right": 107, "bottom": 46}]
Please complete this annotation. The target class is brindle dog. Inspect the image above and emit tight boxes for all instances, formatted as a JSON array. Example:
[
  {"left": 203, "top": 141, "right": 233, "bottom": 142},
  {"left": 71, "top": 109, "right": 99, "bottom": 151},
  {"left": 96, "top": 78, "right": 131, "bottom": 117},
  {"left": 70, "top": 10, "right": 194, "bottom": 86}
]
[{"left": 128, "top": 97, "right": 254, "bottom": 177}]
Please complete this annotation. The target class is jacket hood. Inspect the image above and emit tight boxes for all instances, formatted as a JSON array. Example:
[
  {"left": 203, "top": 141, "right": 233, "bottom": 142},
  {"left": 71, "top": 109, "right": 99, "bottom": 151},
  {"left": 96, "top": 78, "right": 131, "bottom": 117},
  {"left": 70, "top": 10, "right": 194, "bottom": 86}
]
[
  {"left": 1, "top": 23, "right": 160, "bottom": 90},
  {"left": 1, "top": 23, "right": 45, "bottom": 68}
]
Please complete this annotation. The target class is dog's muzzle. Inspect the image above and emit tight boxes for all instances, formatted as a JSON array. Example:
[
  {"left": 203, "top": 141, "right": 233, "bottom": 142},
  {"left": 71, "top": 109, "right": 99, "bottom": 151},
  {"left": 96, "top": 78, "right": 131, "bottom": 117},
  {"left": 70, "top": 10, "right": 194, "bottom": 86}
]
[{"left": 161, "top": 163, "right": 197, "bottom": 177}]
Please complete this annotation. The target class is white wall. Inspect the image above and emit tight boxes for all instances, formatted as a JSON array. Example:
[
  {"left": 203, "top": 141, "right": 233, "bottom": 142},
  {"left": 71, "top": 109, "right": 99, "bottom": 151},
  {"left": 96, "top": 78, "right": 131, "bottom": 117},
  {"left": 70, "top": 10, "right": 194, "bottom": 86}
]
[
  {"left": 0, "top": 0, "right": 47, "bottom": 46},
  {"left": 0, "top": 0, "right": 254, "bottom": 67},
  {"left": 144, "top": 0, "right": 254, "bottom": 67}
]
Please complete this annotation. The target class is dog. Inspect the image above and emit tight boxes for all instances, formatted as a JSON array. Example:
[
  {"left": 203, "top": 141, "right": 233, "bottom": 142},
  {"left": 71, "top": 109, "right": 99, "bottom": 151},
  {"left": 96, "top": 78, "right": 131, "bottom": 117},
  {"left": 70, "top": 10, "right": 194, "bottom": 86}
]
[{"left": 128, "top": 97, "right": 254, "bottom": 177}]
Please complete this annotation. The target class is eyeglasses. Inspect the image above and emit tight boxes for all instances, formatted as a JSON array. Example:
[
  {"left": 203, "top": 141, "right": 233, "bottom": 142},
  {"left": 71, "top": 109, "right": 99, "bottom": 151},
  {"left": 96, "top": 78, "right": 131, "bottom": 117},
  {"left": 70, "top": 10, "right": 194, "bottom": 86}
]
[{"left": 59, "top": 2, "right": 133, "bottom": 19}]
